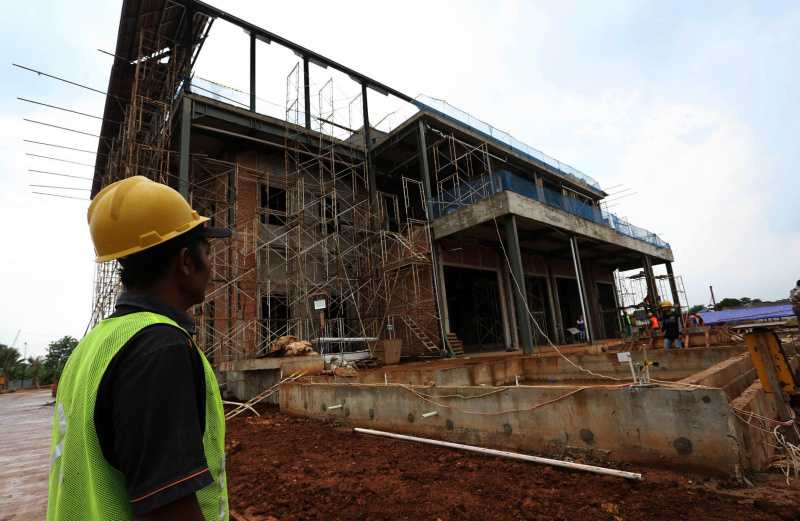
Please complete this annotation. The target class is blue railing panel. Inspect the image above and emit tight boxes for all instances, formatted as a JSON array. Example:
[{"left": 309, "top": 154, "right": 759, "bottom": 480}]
[{"left": 433, "top": 170, "right": 669, "bottom": 250}]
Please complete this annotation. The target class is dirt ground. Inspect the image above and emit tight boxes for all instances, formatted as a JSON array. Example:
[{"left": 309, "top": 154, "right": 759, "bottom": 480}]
[{"left": 226, "top": 406, "right": 800, "bottom": 521}]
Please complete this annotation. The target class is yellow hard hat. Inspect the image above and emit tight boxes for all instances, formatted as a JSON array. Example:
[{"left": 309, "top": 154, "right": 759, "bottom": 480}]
[
  {"left": 88, "top": 176, "right": 209, "bottom": 262},
  {"left": 660, "top": 300, "right": 673, "bottom": 308}
]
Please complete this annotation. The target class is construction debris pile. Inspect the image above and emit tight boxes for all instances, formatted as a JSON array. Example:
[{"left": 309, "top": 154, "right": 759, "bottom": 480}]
[{"left": 267, "top": 336, "right": 317, "bottom": 357}]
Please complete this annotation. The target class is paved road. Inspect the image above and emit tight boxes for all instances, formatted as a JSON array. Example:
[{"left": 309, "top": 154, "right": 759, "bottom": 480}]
[{"left": 0, "top": 389, "right": 52, "bottom": 521}]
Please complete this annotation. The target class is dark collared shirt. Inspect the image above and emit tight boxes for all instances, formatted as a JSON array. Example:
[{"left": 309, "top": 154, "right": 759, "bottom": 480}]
[{"left": 94, "top": 292, "right": 213, "bottom": 516}]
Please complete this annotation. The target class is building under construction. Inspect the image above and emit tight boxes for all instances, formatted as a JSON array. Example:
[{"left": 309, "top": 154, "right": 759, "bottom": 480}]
[
  {"left": 90, "top": 0, "right": 680, "bottom": 369},
  {"left": 10, "top": 0, "right": 799, "bottom": 496}
]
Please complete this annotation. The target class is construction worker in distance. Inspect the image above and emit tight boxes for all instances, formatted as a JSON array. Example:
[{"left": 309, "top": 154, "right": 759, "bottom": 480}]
[
  {"left": 790, "top": 279, "right": 800, "bottom": 328},
  {"left": 648, "top": 311, "right": 660, "bottom": 348},
  {"left": 47, "top": 176, "right": 231, "bottom": 521},
  {"left": 660, "top": 301, "right": 683, "bottom": 349}
]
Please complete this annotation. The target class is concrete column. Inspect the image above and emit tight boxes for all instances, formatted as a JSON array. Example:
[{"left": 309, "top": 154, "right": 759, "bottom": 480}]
[
  {"left": 583, "top": 265, "right": 603, "bottom": 339},
  {"left": 665, "top": 262, "right": 681, "bottom": 309},
  {"left": 569, "top": 236, "right": 592, "bottom": 343},
  {"left": 547, "top": 266, "right": 564, "bottom": 344},
  {"left": 496, "top": 267, "right": 512, "bottom": 350},
  {"left": 435, "top": 244, "right": 450, "bottom": 334},
  {"left": 534, "top": 173, "right": 545, "bottom": 202},
  {"left": 501, "top": 261, "right": 519, "bottom": 349},
  {"left": 544, "top": 262, "right": 560, "bottom": 343},
  {"left": 612, "top": 269, "right": 624, "bottom": 338},
  {"left": 178, "top": 96, "right": 192, "bottom": 198},
  {"left": 503, "top": 215, "right": 534, "bottom": 353}
]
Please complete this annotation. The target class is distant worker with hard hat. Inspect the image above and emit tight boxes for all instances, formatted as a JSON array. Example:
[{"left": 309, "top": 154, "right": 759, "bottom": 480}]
[
  {"left": 660, "top": 301, "right": 683, "bottom": 349},
  {"left": 47, "top": 176, "right": 230, "bottom": 521}
]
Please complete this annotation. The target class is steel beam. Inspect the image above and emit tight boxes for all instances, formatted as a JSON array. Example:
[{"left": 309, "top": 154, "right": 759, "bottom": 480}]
[
  {"left": 249, "top": 33, "right": 256, "bottom": 111},
  {"left": 570, "top": 236, "right": 592, "bottom": 343},
  {"left": 503, "top": 215, "right": 534, "bottom": 353},
  {"left": 189, "top": 0, "right": 415, "bottom": 104}
]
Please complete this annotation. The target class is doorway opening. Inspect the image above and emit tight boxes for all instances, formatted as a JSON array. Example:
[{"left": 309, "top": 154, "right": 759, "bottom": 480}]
[{"left": 444, "top": 266, "right": 504, "bottom": 352}]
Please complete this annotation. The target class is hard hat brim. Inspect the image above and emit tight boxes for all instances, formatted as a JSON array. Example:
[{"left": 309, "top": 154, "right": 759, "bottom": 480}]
[
  {"left": 203, "top": 226, "right": 232, "bottom": 239},
  {"left": 95, "top": 217, "right": 211, "bottom": 262}
]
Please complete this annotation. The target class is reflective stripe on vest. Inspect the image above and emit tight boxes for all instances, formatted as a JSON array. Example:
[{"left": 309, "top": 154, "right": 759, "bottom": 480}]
[{"left": 46, "top": 311, "right": 228, "bottom": 521}]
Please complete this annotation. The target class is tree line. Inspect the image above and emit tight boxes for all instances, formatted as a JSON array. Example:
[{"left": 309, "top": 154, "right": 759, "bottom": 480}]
[
  {"left": 0, "top": 336, "right": 78, "bottom": 388},
  {"left": 688, "top": 297, "right": 764, "bottom": 314}
]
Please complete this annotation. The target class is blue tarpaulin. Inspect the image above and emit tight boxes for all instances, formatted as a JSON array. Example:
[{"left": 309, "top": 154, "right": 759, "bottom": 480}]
[{"left": 699, "top": 304, "right": 795, "bottom": 325}]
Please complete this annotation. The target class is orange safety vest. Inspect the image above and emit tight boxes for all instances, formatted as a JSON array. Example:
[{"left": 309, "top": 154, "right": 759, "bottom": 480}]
[{"left": 649, "top": 315, "right": 660, "bottom": 330}]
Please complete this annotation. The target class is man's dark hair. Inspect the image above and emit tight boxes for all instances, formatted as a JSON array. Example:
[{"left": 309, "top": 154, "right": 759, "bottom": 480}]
[
  {"left": 119, "top": 226, "right": 207, "bottom": 289},
  {"left": 797, "top": 279, "right": 800, "bottom": 287}
]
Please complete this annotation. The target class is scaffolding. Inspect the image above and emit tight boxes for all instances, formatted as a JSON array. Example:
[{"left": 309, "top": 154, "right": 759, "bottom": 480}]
[
  {"left": 89, "top": 3, "right": 212, "bottom": 328},
  {"left": 88, "top": 9, "right": 445, "bottom": 362},
  {"left": 615, "top": 270, "right": 689, "bottom": 313}
]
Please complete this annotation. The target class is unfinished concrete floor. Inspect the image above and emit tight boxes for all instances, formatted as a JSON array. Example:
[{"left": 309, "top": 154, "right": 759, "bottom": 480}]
[
  {"left": 226, "top": 405, "right": 800, "bottom": 520},
  {"left": 0, "top": 389, "right": 52, "bottom": 521}
]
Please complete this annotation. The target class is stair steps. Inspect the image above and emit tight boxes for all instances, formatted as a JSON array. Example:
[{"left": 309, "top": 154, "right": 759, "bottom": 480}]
[{"left": 445, "top": 332, "right": 465, "bottom": 356}]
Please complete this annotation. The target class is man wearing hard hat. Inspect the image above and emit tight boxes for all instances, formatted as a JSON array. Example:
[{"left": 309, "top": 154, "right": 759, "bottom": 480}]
[{"left": 47, "top": 176, "right": 230, "bottom": 521}]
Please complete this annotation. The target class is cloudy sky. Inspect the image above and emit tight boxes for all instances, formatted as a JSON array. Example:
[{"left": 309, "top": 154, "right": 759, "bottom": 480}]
[{"left": 1, "top": 0, "right": 798, "bottom": 356}]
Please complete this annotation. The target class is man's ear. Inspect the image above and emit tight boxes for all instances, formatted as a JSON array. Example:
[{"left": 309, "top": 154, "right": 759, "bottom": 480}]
[{"left": 178, "top": 246, "right": 193, "bottom": 276}]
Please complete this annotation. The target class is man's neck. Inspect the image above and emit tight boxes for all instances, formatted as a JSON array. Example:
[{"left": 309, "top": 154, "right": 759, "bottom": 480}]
[{"left": 126, "top": 286, "right": 190, "bottom": 315}]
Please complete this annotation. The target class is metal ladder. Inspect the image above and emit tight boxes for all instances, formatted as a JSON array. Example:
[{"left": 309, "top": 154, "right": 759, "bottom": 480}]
[{"left": 397, "top": 314, "right": 441, "bottom": 354}]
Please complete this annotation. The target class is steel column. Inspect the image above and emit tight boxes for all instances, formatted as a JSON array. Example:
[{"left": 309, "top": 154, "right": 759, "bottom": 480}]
[
  {"left": 303, "top": 57, "right": 311, "bottom": 129},
  {"left": 178, "top": 96, "right": 192, "bottom": 198},
  {"left": 362, "top": 83, "right": 378, "bottom": 225},
  {"left": 249, "top": 33, "right": 256, "bottom": 111},
  {"left": 642, "top": 255, "right": 659, "bottom": 305},
  {"left": 503, "top": 215, "right": 534, "bottom": 353},
  {"left": 665, "top": 262, "right": 681, "bottom": 309},
  {"left": 569, "top": 237, "right": 592, "bottom": 343},
  {"left": 417, "top": 120, "right": 434, "bottom": 217},
  {"left": 418, "top": 121, "right": 451, "bottom": 354}
]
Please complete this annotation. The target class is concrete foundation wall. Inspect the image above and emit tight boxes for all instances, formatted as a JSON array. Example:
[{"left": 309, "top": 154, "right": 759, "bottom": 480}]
[
  {"left": 281, "top": 382, "right": 741, "bottom": 476},
  {"left": 222, "top": 355, "right": 325, "bottom": 401},
  {"left": 351, "top": 346, "right": 746, "bottom": 387},
  {"left": 523, "top": 345, "right": 746, "bottom": 384},
  {"left": 226, "top": 369, "right": 281, "bottom": 404},
  {"left": 731, "top": 381, "right": 779, "bottom": 471}
]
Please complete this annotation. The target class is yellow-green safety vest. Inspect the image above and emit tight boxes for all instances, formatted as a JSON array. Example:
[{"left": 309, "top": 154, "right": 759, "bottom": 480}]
[{"left": 46, "top": 311, "right": 228, "bottom": 521}]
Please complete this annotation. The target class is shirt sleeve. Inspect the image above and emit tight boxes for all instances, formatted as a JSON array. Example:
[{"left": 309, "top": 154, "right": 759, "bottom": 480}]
[{"left": 97, "top": 324, "right": 213, "bottom": 516}]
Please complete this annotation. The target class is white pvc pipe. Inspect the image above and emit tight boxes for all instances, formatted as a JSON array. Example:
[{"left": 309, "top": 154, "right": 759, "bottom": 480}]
[
  {"left": 354, "top": 427, "right": 643, "bottom": 481},
  {"left": 314, "top": 337, "right": 379, "bottom": 343}
]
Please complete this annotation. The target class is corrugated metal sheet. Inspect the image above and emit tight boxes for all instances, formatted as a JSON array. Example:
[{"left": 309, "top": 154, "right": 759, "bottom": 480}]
[{"left": 699, "top": 304, "right": 795, "bottom": 325}]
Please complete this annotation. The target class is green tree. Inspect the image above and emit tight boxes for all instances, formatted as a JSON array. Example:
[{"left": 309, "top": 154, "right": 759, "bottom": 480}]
[
  {"left": 0, "top": 343, "right": 22, "bottom": 385},
  {"left": 716, "top": 298, "right": 742, "bottom": 310},
  {"left": 688, "top": 304, "right": 706, "bottom": 314},
  {"left": 27, "top": 356, "right": 44, "bottom": 388},
  {"left": 42, "top": 336, "right": 79, "bottom": 384}
]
